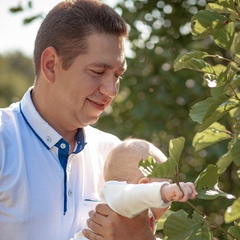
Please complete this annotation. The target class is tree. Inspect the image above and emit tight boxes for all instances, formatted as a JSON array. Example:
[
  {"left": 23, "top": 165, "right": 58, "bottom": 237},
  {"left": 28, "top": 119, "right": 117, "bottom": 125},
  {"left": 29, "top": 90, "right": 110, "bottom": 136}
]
[
  {"left": 0, "top": 52, "right": 34, "bottom": 107},
  {"left": 142, "top": 0, "right": 240, "bottom": 239}
]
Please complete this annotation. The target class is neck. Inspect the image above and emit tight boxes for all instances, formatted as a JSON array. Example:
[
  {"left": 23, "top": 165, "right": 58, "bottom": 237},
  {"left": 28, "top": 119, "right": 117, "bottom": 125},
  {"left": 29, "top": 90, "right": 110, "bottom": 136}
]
[{"left": 31, "top": 85, "right": 78, "bottom": 151}]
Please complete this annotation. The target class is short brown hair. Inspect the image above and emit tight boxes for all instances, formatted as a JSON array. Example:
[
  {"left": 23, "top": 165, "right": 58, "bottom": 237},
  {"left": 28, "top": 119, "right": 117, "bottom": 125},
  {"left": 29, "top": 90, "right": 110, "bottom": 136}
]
[{"left": 34, "top": 0, "right": 128, "bottom": 77}]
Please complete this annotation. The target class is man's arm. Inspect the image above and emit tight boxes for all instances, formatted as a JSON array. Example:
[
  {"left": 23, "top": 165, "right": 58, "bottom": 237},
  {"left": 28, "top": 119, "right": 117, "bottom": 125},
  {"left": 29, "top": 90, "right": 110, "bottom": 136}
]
[{"left": 83, "top": 203, "right": 156, "bottom": 240}]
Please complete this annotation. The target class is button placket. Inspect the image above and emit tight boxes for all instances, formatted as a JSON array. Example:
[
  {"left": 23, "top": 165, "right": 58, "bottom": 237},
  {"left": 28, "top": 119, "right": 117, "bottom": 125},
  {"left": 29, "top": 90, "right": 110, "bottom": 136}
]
[
  {"left": 68, "top": 189, "right": 73, "bottom": 197},
  {"left": 55, "top": 139, "right": 69, "bottom": 214}
]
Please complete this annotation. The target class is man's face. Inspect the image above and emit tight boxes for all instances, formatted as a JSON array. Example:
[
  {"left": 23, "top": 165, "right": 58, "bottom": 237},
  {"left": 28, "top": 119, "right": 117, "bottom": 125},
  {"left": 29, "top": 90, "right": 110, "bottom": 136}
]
[{"left": 53, "top": 33, "right": 127, "bottom": 130}]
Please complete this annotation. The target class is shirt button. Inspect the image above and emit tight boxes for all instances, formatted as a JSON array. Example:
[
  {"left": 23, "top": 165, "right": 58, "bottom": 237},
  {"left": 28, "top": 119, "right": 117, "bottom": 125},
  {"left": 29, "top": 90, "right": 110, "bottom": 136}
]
[
  {"left": 46, "top": 136, "right": 52, "bottom": 143},
  {"left": 68, "top": 189, "right": 73, "bottom": 197},
  {"left": 60, "top": 143, "right": 66, "bottom": 149}
]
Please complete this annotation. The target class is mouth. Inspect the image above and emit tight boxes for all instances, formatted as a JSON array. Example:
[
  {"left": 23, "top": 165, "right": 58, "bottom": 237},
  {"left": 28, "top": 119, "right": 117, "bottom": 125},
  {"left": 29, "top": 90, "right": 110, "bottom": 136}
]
[
  {"left": 87, "top": 98, "right": 109, "bottom": 112},
  {"left": 88, "top": 99, "right": 105, "bottom": 106}
]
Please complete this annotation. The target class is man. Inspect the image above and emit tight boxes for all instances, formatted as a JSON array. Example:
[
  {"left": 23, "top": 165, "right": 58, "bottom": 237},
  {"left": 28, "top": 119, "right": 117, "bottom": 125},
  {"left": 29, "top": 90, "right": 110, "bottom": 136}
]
[{"left": 0, "top": 0, "right": 156, "bottom": 240}]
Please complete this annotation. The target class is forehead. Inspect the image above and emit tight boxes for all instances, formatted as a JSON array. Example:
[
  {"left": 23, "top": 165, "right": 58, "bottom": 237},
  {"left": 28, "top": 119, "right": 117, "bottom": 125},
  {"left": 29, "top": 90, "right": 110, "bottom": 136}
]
[{"left": 85, "top": 33, "right": 127, "bottom": 70}]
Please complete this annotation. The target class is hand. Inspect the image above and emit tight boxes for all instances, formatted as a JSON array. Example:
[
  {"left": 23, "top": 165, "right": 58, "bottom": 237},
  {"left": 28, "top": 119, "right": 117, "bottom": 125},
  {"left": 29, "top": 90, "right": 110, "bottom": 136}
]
[
  {"left": 161, "top": 182, "right": 198, "bottom": 202},
  {"left": 82, "top": 203, "right": 156, "bottom": 240}
]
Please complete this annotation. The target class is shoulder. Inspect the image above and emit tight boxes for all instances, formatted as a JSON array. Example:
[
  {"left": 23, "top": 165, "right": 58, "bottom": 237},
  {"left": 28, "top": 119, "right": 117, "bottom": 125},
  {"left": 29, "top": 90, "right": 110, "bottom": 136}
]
[
  {"left": 0, "top": 103, "right": 20, "bottom": 129},
  {"left": 0, "top": 103, "right": 20, "bottom": 168},
  {"left": 84, "top": 125, "right": 122, "bottom": 157},
  {"left": 84, "top": 125, "right": 121, "bottom": 146}
]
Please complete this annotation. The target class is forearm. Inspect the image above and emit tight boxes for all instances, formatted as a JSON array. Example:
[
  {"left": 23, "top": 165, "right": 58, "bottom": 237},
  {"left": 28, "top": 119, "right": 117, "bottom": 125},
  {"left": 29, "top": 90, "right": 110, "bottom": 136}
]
[{"left": 101, "top": 181, "right": 170, "bottom": 218}]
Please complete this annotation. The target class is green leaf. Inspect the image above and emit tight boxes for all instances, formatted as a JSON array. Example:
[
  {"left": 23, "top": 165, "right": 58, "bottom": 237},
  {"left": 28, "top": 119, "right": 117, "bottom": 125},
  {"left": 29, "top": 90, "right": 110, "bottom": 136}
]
[
  {"left": 194, "top": 165, "right": 235, "bottom": 200},
  {"left": 207, "top": 0, "right": 236, "bottom": 14},
  {"left": 217, "top": 62, "right": 238, "bottom": 86},
  {"left": 23, "top": 14, "right": 42, "bottom": 25},
  {"left": 138, "top": 137, "right": 185, "bottom": 180},
  {"left": 230, "top": 75, "right": 240, "bottom": 92},
  {"left": 138, "top": 156, "right": 159, "bottom": 177},
  {"left": 202, "top": 97, "right": 236, "bottom": 123},
  {"left": 200, "top": 99, "right": 239, "bottom": 131},
  {"left": 232, "top": 33, "right": 240, "bottom": 64},
  {"left": 225, "top": 197, "right": 240, "bottom": 223},
  {"left": 206, "top": 64, "right": 227, "bottom": 98},
  {"left": 189, "top": 96, "right": 227, "bottom": 124},
  {"left": 210, "top": 85, "right": 226, "bottom": 98},
  {"left": 156, "top": 209, "right": 173, "bottom": 231},
  {"left": 9, "top": 5, "right": 24, "bottom": 13},
  {"left": 227, "top": 223, "right": 240, "bottom": 240},
  {"left": 174, "top": 52, "right": 215, "bottom": 74},
  {"left": 194, "top": 165, "right": 218, "bottom": 198},
  {"left": 230, "top": 139, "right": 240, "bottom": 165},
  {"left": 191, "top": 10, "right": 227, "bottom": 40},
  {"left": 216, "top": 151, "right": 233, "bottom": 174},
  {"left": 192, "top": 122, "right": 231, "bottom": 151},
  {"left": 28, "top": 1, "right": 33, "bottom": 9},
  {"left": 190, "top": 96, "right": 240, "bottom": 132},
  {"left": 203, "top": 61, "right": 239, "bottom": 97},
  {"left": 139, "top": 155, "right": 176, "bottom": 179},
  {"left": 164, "top": 210, "right": 213, "bottom": 240},
  {"left": 212, "top": 22, "right": 235, "bottom": 51},
  {"left": 174, "top": 51, "right": 211, "bottom": 71},
  {"left": 168, "top": 137, "right": 185, "bottom": 164}
]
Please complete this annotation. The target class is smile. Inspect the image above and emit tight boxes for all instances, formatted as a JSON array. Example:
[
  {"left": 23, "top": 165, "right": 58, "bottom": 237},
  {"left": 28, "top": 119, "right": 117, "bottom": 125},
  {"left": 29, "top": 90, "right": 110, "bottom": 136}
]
[
  {"left": 87, "top": 98, "right": 106, "bottom": 108},
  {"left": 89, "top": 100, "right": 104, "bottom": 106}
]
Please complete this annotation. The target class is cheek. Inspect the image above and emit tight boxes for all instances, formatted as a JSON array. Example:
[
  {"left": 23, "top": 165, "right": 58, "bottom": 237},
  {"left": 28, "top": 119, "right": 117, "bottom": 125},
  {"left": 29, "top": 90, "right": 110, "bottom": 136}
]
[{"left": 69, "top": 77, "right": 96, "bottom": 98}]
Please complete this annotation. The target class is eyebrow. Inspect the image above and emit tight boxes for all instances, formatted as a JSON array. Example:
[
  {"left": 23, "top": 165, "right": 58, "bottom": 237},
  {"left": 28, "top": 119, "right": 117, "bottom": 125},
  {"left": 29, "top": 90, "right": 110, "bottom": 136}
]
[{"left": 88, "top": 60, "right": 127, "bottom": 72}]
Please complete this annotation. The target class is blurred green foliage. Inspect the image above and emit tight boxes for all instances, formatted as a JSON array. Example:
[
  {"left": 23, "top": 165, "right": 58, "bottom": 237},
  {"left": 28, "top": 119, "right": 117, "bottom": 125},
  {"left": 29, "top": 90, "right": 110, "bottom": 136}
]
[{"left": 0, "top": 52, "right": 34, "bottom": 106}]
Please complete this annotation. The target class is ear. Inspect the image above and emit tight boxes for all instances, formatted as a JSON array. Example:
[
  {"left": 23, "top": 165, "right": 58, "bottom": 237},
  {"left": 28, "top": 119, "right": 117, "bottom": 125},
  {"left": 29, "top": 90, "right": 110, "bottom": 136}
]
[
  {"left": 41, "top": 46, "right": 59, "bottom": 83},
  {"left": 138, "top": 176, "right": 150, "bottom": 184}
]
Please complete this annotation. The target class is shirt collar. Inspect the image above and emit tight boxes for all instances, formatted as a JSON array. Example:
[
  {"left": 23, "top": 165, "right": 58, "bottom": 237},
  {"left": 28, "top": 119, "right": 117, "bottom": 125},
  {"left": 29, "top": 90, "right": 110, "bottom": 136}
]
[{"left": 20, "top": 87, "right": 62, "bottom": 149}]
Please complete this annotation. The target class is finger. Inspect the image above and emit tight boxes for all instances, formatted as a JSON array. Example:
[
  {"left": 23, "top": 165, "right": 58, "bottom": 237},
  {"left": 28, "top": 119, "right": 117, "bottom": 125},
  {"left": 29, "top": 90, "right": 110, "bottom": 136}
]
[
  {"left": 182, "top": 182, "right": 197, "bottom": 199},
  {"left": 175, "top": 183, "right": 191, "bottom": 202},
  {"left": 83, "top": 228, "right": 103, "bottom": 240},
  {"left": 172, "top": 190, "right": 184, "bottom": 201},
  {"left": 171, "top": 184, "right": 184, "bottom": 201},
  {"left": 181, "top": 185, "right": 192, "bottom": 201},
  {"left": 87, "top": 210, "right": 116, "bottom": 239},
  {"left": 181, "top": 183, "right": 198, "bottom": 201},
  {"left": 95, "top": 203, "right": 112, "bottom": 216},
  {"left": 88, "top": 210, "right": 103, "bottom": 224},
  {"left": 88, "top": 210, "right": 105, "bottom": 230},
  {"left": 186, "top": 182, "right": 198, "bottom": 198}
]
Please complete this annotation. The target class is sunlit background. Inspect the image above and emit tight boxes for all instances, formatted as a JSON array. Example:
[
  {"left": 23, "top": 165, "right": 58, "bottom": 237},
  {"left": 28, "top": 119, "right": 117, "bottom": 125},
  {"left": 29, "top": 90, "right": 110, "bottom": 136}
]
[{"left": 0, "top": 0, "right": 117, "bottom": 56}]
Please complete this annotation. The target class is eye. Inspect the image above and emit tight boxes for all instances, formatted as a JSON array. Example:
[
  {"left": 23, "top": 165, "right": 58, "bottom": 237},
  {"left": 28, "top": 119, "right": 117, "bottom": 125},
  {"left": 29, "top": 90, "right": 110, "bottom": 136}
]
[{"left": 91, "top": 70, "right": 104, "bottom": 76}]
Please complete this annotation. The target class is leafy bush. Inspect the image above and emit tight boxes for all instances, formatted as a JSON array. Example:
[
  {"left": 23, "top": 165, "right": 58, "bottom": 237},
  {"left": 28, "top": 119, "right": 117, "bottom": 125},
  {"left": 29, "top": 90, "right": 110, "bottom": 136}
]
[{"left": 141, "top": 0, "right": 240, "bottom": 239}]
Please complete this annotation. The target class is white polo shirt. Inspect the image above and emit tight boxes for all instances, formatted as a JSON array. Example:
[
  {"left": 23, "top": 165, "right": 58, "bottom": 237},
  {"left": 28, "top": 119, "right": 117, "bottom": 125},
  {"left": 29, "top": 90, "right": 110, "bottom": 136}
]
[{"left": 0, "top": 87, "right": 121, "bottom": 240}]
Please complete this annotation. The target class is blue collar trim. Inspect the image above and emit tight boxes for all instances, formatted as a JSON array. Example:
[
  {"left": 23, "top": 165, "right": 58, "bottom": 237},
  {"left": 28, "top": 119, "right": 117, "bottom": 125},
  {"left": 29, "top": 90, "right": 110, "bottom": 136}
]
[{"left": 20, "top": 102, "right": 50, "bottom": 150}]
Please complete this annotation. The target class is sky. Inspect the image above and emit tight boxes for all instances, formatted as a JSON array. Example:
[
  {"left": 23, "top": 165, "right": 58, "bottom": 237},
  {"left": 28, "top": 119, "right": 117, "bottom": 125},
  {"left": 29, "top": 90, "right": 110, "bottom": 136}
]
[{"left": 0, "top": 0, "right": 116, "bottom": 57}]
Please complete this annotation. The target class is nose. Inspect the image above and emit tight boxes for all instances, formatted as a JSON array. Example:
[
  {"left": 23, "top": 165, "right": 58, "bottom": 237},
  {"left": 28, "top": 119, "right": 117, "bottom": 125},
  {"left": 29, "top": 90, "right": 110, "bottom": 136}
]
[{"left": 99, "top": 76, "right": 119, "bottom": 98}]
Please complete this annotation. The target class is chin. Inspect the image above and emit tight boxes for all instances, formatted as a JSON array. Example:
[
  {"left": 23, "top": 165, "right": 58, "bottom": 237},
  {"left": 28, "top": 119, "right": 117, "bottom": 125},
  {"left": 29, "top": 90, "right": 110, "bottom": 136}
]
[{"left": 86, "top": 116, "right": 101, "bottom": 126}]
